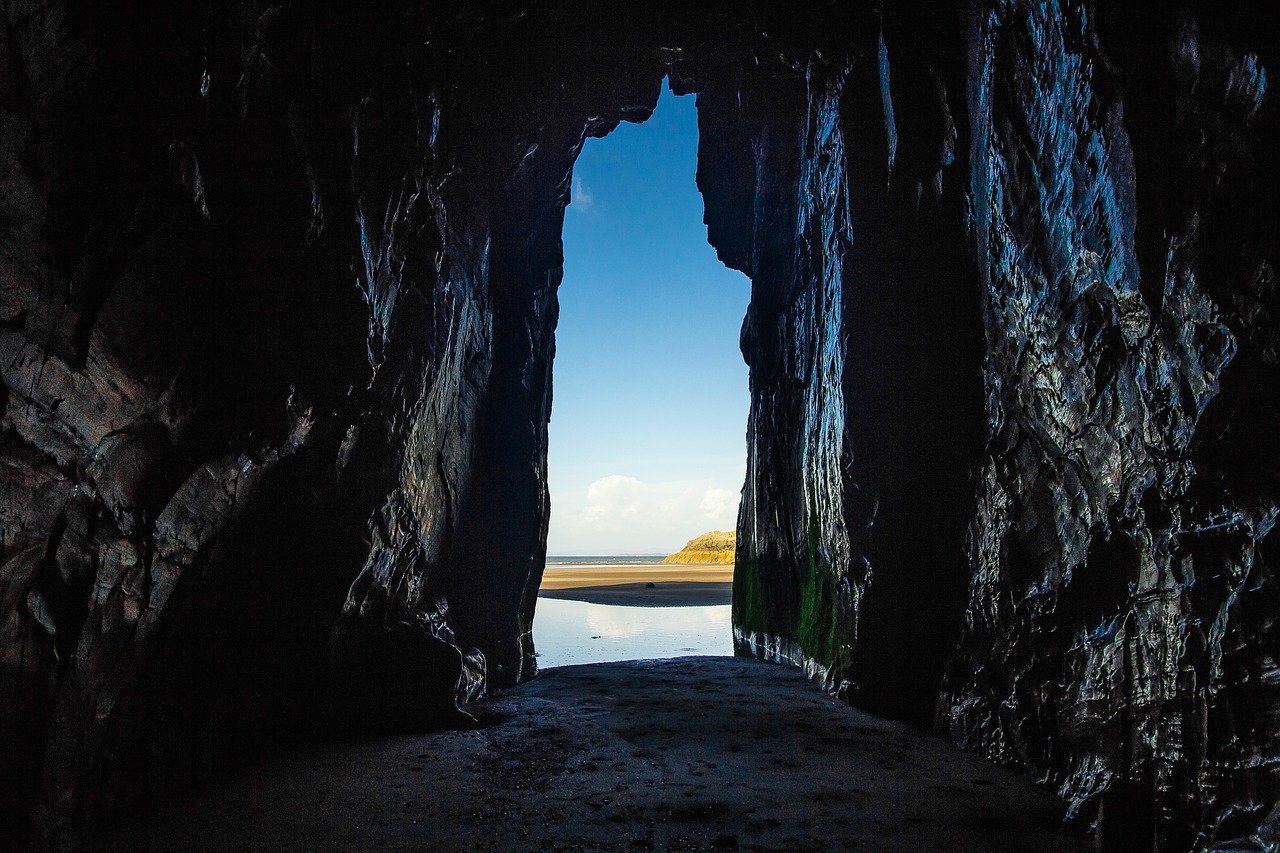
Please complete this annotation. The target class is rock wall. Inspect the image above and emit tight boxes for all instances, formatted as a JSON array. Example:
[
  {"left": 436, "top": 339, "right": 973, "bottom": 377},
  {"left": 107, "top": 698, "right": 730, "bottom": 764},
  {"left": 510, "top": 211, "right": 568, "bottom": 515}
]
[
  {"left": 715, "top": 45, "right": 862, "bottom": 697},
  {"left": 940, "top": 2, "right": 1280, "bottom": 849},
  {"left": 710, "top": 4, "right": 1280, "bottom": 847},
  {"left": 723, "top": 4, "right": 986, "bottom": 727},
  {"left": 1, "top": 3, "right": 375, "bottom": 844},
  {"left": 0, "top": 0, "right": 503, "bottom": 843}
]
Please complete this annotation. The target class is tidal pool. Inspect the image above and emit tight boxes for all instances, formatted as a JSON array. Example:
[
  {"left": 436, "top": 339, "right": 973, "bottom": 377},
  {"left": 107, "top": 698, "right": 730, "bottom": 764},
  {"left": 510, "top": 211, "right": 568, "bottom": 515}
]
[{"left": 532, "top": 597, "right": 733, "bottom": 668}]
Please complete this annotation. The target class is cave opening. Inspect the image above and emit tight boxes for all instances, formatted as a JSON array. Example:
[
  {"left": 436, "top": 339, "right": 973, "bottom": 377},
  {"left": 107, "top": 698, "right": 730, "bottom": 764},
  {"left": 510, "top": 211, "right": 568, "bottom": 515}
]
[
  {"left": 535, "top": 79, "right": 749, "bottom": 667},
  {"left": 10, "top": 2, "right": 1278, "bottom": 848}
]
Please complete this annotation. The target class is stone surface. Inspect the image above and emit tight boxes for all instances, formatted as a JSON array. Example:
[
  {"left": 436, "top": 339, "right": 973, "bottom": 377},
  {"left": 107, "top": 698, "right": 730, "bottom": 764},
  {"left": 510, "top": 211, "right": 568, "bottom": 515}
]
[
  {"left": 718, "top": 4, "right": 986, "bottom": 730},
  {"left": 132, "top": 658, "right": 1085, "bottom": 853},
  {"left": 940, "top": 4, "right": 1280, "bottom": 850}
]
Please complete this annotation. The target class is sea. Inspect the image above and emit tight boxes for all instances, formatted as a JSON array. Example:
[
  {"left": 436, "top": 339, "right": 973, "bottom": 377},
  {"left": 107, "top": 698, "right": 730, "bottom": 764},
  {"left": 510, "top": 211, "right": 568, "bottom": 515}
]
[
  {"left": 544, "top": 555, "right": 667, "bottom": 566},
  {"left": 534, "top": 554, "right": 733, "bottom": 668}
]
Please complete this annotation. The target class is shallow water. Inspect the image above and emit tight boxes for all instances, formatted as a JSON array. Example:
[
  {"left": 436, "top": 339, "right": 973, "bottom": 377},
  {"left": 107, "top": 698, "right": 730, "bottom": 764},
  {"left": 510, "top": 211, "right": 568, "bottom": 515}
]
[{"left": 532, "top": 597, "right": 733, "bottom": 668}]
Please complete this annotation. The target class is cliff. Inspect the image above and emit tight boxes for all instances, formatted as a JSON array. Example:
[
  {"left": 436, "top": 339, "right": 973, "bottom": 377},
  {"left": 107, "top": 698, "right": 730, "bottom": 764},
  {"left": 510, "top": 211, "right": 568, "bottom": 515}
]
[{"left": 663, "top": 531, "right": 736, "bottom": 564}]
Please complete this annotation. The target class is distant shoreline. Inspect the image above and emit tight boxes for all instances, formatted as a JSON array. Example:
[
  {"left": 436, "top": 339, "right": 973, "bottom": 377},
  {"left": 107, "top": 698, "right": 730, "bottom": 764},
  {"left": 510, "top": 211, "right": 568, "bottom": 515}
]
[
  {"left": 539, "top": 561, "right": 733, "bottom": 607},
  {"left": 545, "top": 555, "right": 666, "bottom": 564}
]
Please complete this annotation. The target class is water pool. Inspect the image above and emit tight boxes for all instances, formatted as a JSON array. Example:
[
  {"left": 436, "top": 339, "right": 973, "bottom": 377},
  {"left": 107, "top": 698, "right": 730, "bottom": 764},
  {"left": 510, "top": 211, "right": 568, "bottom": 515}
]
[{"left": 532, "top": 597, "right": 733, "bottom": 668}]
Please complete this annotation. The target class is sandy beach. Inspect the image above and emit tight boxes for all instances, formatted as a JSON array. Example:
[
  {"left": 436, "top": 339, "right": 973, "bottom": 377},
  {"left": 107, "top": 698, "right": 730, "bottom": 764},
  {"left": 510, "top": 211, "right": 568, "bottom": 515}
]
[
  {"left": 116, "top": 568, "right": 1083, "bottom": 850},
  {"left": 137, "top": 657, "right": 1086, "bottom": 852},
  {"left": 540, "top": 562, "right": 734, "bottom": 589},
  {"left": 539, "top": 562, "right": 733, "bottom": 606}
]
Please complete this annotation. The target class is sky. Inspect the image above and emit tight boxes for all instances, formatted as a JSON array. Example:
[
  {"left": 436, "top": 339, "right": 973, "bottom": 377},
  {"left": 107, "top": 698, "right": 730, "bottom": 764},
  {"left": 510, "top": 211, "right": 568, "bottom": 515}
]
[{"left": 545, "top": 81, "right": 751, "bottom": 556}]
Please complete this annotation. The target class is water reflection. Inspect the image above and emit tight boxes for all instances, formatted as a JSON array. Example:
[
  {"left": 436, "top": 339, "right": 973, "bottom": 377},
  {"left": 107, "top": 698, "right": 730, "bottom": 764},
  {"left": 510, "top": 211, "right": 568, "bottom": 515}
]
[{"left": 533, "top": 597, "right": 733, "bottom": 668}]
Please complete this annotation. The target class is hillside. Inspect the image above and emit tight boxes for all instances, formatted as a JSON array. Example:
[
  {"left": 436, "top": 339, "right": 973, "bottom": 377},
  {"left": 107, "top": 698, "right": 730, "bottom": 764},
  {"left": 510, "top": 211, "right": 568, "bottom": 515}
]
[{"left": 662, "top": 530, "right": 736, "bottom": 565}]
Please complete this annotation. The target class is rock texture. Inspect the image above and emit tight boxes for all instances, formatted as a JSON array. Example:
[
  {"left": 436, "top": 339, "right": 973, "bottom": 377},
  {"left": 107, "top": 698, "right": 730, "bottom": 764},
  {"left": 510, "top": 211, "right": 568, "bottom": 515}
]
[
  {"left": 1, "top": 4, "right": 377, "bottom": 845},
  {"left": 724, "top": 3, "right": 986, "bottom": 731},
  {"left": 663, "top": 530, "right": 736, "bottom": 564},
  {"left": 0, "top": 1, "right": 487, "bottom": 844},
  {"left": 1, "top": 0, "right": 1277, "bottom": 850},
  {"left": 940, "top": 4, "right": 1280, "bottom": 850}
]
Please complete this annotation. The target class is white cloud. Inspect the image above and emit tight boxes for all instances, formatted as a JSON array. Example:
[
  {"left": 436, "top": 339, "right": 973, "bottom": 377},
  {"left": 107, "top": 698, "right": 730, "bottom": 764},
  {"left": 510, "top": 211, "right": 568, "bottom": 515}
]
[
  {"left": 548, "top": 474, "right": 740, "bottom": 554},
  {"left": 699, "top": 487, "right": 734, "bottom": 518},
  {"left": 570, "top": 175, "right": 594, "bottom": 212}
]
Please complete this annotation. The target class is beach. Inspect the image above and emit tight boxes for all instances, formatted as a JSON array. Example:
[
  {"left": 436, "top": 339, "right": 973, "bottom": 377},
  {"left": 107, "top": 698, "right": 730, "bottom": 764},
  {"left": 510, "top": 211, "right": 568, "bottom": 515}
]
[
  {"left": 139, "top": 658, "right": 1085, "bottom": 851},
  {"left": 539, "top": 561, "right": 733, "bottom": 606},
  {"left": 123, "top": 565, "right": 1083, "bottom": 851},
  {"left": 131, "top": 566, "right": 1083, "bottom": 851}
]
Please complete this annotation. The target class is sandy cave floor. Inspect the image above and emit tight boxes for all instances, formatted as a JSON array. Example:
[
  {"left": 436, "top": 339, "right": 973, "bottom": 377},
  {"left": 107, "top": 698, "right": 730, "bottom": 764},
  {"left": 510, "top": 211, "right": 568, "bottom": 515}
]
[{"left": 131, "top": 657, "right": 1088, "bottom": 852}]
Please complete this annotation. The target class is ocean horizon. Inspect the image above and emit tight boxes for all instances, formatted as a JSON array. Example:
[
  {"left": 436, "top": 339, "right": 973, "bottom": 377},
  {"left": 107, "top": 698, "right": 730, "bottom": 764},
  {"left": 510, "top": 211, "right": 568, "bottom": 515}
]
[{"left": 545, "top": 554, "right": 667, "bottom": 566}]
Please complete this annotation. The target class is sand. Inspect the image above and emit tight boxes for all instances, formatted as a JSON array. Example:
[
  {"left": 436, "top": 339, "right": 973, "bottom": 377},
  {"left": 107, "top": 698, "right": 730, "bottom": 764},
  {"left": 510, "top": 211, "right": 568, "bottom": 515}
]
[
  {"left": 539, "top": 581, "right": 731, "bottom": 607},
  {"left": 540, "top": 562, "right": 733, "bottom": 606},
  {"left": 539, "top": 562, "right": 734, "bottom": 590},
  {"left": 134, "top": 657, "right": 1088, "bottom": 852}
]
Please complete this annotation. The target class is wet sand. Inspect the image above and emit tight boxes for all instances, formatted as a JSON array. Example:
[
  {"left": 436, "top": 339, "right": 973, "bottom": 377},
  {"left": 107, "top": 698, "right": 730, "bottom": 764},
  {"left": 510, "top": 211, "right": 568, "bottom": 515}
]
[
  {"left": 539, "top": 581, "right": 731, "bottom": 607},
  {"left": 139, "top": 657, "right": 1087, "bottom": 852},
  {"left": 540, "top": 562, "right": 733, "bottom": 606},
  {"left": 540, "top": 562, "right": 734, "bottom": 589}
]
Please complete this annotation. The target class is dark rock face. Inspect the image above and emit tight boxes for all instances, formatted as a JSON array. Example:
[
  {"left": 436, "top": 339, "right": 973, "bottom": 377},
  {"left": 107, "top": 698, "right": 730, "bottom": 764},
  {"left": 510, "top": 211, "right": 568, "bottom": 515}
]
[
  {"left": 726, "top": 3, "right": 985, "bottom": 728},
  {"left": 1, "top": 1, "right": 1276, "bottom": 850},
  {"left": 941, "top": 3, "right": 1280, "bottom": 849},
  {"left": 0, "top": 2, "right": 457, "bottom": 843}
]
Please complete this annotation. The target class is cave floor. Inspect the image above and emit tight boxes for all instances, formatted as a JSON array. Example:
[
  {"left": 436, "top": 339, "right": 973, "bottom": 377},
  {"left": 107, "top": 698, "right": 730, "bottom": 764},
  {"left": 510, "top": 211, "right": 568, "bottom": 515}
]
[{"left": 137, "top": 657, "right": 1087, "bottom": 852}]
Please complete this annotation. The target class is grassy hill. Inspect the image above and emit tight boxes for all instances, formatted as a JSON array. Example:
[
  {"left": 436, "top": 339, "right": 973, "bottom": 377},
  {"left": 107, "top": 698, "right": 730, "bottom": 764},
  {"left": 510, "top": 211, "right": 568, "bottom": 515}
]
[{"left": 663, "top": 530, "right": 736, "bottom": 565}]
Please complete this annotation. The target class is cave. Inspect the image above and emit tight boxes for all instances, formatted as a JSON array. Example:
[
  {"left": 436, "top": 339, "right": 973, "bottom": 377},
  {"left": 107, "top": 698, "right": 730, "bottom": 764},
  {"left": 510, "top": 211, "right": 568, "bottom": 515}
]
[{"left": 1, "top": 1, "right": 1278, "bottom": 850}]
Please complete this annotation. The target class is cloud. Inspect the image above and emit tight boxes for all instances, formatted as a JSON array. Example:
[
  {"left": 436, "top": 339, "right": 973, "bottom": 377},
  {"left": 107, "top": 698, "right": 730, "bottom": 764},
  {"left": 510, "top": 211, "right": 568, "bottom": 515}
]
[
  {"left": 548, "top": 474, "right": 741, "bottom": 554},
  {"left": 699, "top": 487, "right": 734, "bottom": 518},
  {"left": 570, "top": 175, "right": 594, "bottom": 212}
]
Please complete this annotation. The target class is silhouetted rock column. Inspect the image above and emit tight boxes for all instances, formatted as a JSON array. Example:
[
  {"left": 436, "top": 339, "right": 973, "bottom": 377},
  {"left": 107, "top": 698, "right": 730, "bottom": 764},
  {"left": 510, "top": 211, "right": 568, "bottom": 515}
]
[
  {"left": 0, "top": 2, "right": 394, "bottom": 844},
  {"left": 711, "top": 12, "right": 985, "bottom": 727},
  {"left": 332, "top": 9, "right": 671, "bottom": 691},
  {"left": 327, "top": 76, "right": 491, "bottom": 726},
  {"left": 702, "top": 59, "right": 861, "bottom": 696},
  {"left": 835, "top": 6, "right": 985, "bottom": 725}
]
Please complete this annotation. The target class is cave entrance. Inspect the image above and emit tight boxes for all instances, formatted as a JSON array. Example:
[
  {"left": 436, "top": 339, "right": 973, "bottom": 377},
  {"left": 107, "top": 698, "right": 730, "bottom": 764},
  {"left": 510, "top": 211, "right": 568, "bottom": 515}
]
[{"left": 533, "top": 80, "right": 749, "bottom": 668}]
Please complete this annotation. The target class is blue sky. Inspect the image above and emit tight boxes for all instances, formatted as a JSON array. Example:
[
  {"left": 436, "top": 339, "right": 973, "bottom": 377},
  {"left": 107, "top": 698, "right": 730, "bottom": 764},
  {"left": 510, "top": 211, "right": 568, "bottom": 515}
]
[{"left": 546, "top": 81, "right": 751, "bottom": 555}]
